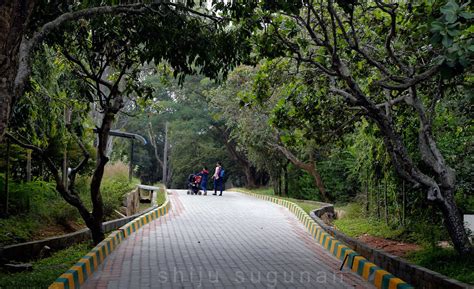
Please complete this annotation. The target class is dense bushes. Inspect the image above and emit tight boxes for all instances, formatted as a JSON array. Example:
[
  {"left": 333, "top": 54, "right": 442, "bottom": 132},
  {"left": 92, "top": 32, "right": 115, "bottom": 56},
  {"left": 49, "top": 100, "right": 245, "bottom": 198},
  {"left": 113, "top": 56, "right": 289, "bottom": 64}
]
[
  {"left": 75, "top": 162, "right": 139, "bottom": 221},
  {"left": 0, "top": 178, "right": 78, "bottom": 245},
  {"left": 0, "top": 161, "right": 138, "bottom": 246}
]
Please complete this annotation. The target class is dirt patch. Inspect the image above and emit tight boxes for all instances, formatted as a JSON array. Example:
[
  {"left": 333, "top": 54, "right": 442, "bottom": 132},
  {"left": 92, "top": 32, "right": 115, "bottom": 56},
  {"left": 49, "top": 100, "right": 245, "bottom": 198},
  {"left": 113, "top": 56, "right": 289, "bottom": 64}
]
[
  {"left": 358, "top": 234, "right": 421, "bottom": 258},
  {"left": 32, "top": 221, "right": 86, "bottom": 240}
]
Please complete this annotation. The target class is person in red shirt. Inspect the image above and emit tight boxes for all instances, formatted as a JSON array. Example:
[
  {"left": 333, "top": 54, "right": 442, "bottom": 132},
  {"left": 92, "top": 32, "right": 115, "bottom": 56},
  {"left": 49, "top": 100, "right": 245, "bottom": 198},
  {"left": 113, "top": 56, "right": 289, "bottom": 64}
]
[{"left": 198, "top": 166, "right": 209, "bottom": 195}]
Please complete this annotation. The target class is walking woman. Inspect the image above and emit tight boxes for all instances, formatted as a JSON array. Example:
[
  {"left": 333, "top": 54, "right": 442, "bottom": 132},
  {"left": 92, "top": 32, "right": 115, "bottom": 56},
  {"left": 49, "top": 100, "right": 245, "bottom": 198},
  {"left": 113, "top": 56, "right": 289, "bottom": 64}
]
[{"left": 212, "top": 162, "right": 224, "bottom": 196}]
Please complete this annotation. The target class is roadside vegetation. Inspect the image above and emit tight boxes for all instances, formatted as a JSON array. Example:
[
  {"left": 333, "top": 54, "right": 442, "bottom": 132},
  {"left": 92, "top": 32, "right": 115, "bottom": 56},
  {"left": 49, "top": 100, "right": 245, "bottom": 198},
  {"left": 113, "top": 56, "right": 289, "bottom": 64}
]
[
  {"left": 0, "top": 242, "right": 92, "bottom": 288},
  {"left": 0, "top": 162, "right": 138, "bottom": 246},
  {"left": 154, "top": 184, "right": 168, "bottom": 207},
  {"left": 247, "top": 188, "right": 474, "bottom": 284},
  {"left": 406, "top": 248, "right": 474, "bottom": 284},
  {"left": 335, "top": 203, "right": 474, "bottom": 284},
  {"left": 0, "top": 1, "right": 472, "bottom": 287}
]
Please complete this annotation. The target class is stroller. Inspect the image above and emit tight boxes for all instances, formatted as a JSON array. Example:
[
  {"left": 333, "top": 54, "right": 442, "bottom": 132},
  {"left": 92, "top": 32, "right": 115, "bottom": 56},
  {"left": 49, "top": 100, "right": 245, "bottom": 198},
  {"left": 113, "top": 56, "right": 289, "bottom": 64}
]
[{"left": 187, "top": 174, "right": 202, "bottom": 195}]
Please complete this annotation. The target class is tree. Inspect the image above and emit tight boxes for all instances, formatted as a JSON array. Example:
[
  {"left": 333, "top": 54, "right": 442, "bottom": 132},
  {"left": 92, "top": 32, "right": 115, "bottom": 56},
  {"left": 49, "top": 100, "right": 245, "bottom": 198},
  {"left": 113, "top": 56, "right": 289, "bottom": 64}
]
[
  {"left": 253, "top": 59, "right": 359, "bottom": 201},
  {"left": 1, "top": 45, "right": 94, "bottom": 216},
  {"left": 109, "top": 71, "right": 250, "bottom": 188},
  {"left": 0, "top": 1, "right": 249, "bottom": 141},
  {"left": 209, "top": 62, "right": 358, "bottom": 201},
  {"left": 219, "top": 0, "right": 473, "bottom": 253},
  {"left": 161, "top": 75, "right": 245, "bottom": 188},
  {"left": 207, "top": 66, "right": 290, "bottom": 192},
  {"left": 3, "top": 2, "right": 252, "bottom": 243}
]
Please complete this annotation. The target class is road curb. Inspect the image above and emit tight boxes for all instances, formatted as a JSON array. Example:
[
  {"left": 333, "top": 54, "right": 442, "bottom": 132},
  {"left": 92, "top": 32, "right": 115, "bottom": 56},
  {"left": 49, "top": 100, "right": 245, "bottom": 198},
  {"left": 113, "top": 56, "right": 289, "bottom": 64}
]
[
  {"left": 48, "top": 190, "right": 171, "bottom": 289},
  {"left": 240, "top": 191, "right": 414, "bottom": 289}
]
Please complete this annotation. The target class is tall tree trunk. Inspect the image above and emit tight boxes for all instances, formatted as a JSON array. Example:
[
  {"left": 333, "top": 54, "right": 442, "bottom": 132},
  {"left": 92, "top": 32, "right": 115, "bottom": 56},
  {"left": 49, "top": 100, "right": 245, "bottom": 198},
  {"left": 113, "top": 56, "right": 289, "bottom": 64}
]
[
  {"left": 128, "top": 140, "right": 134, "bottom": 182},
  {"left": 384, "top": 177, "right": 388, "bottom": 225},
  {"left": 402, "top": 180, "right": 406, "bottom": 227},
  {"left": 89, "top": 111, "right": 117, "bottom": 244},
  {"left": 283, "top": 161, "right": 289, "bottom": 197},
  {"left": 26, "top": 149, "right": 32, "bottom": 182},
  {"left": 216, "top": 125, "right": 258, "bottom": 188},
  {"left": 365, "top": 167, "right": 369, "bottom": 214},
  {"left": 272, "top": 144, "right": 329, "bottom": 201},
  {"left": 0, "top": 1, "right": 36, "bottom": 141},
  {"left": 272, "top": 173, "right": 281, "bottom": 196},
  {"left": 307, "top": 164, "right": 327, "bottom": 200},
  {"left": 2, "top": 139, "right": 10, "bottom": 216},
  {"left": 147, "top": 120, "right": 165, "bottom": 183},
  {"left": 163, "top": 121, "right": 169, "bottom": 185},
  {"left": 437, "top": 189, "right": 472, "bottom": 255},
  {"left": 243, "top": 166, "right": 257, "bottom": 189},
  {"left": 376, "top": 182, "right": 381, "bottom": 219}
]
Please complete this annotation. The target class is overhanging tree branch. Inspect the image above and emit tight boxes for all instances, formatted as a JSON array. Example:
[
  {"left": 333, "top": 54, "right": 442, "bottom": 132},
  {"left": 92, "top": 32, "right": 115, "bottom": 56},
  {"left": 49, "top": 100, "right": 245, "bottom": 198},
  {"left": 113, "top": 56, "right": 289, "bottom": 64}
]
[
  {"left": 374, "top": 0, "right": 411, "bottom": 74},
  {"left": 13, "top": 1, "right": 224, "bottom": 102},
  {"left": 377, "top": 65, "right": 441, "bottom": 90}
]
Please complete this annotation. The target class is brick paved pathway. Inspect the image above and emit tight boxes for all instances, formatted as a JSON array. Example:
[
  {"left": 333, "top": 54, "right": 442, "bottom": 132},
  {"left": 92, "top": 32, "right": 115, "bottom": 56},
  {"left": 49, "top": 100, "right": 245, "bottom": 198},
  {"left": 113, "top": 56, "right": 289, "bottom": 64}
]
[{"left": 83, "top": 190, "right": 373, "bottom": 289}]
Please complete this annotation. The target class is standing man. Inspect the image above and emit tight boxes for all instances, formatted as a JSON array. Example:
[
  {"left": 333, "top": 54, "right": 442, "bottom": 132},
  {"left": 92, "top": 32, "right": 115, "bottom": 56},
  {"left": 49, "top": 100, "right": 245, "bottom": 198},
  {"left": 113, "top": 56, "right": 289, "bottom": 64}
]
[
  {"left": 198, "top": 166, "right": 209, "bottom": 195},
  {"left": 212, "top": 162, "right": 224, "bottom": 196}
]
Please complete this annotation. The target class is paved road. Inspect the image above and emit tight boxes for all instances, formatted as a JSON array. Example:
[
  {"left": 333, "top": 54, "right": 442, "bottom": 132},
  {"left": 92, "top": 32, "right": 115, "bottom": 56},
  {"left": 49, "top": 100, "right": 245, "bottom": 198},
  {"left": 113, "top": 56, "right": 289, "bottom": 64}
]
[{"left": 83, "top": 190, "right": 372, "bottom": 289}]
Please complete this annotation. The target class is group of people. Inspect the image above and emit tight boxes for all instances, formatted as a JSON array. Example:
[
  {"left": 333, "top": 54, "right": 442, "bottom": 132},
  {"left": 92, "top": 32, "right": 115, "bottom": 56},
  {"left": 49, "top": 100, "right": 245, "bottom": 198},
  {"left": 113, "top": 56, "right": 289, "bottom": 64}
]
[{"left": 189, "top": 162, "right": 224, "bottom": 196}]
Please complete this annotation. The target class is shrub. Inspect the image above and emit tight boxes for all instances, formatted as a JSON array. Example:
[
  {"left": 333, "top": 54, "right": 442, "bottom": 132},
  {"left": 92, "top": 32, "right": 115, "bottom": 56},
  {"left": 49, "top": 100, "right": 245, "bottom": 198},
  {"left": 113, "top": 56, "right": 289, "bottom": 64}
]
[
  {"left": 103, "top": 161, "right": 129, "bottom": 180},
  {"left": 0, "top": 161, "right": 138, "bottom": 245},
  {"left": 333, "top": 203, "right": 405, "bottom": 240},
  {"left": 406, "top": 247, "right": 474, "bottom": 284},
  {"left": 48, "top": 201, "right": 80, "bottom": 228},
  {"left": 0, "top": 242, "right": 92, "bottom": 288},
  {"left": 0, "top": 176, "right": 57, "bottom": 218},
  {"left": 77, "top": 161, "right": 139, "bottom": 220},
  {"left": 0, "top": 216, "right": 39, "bottom": 246}
]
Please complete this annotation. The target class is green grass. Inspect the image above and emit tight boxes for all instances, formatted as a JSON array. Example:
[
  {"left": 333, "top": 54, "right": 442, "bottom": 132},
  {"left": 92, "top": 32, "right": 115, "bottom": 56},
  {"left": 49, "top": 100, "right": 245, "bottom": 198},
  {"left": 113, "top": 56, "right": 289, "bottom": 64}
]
[
  {"left": 0, "top": 242, "right": 92, "bottom": 289},
  {"left": 154, "top": 183, "right": 167, "bottom": 207},
  {"left": 333, "top": 203, "right": 405, "bottom": 239},
  {"left": 1, "top": 168, "right": 140, "bottom": 246},
  {"left": 406, "top": 248, "right": 474, "bottom": 284},
  {"left": 0, "top": 217, "right": 40, "bottom": 246},
  {"left": 334, "top": 202, "right": 474, "bottom": 285},
  {"left": 231, "top": 187, "right": 322, "bottom": 214},
  {"left": 333, "top": 217, "right": 405, "bottom": 239}
]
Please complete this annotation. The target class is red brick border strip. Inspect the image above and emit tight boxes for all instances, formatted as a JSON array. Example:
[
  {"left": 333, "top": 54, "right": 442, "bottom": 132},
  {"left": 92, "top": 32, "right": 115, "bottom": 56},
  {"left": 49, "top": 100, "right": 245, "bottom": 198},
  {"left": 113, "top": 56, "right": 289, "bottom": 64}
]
[{"left": 48, "top": 191, "right": 171, "bottom": 289}]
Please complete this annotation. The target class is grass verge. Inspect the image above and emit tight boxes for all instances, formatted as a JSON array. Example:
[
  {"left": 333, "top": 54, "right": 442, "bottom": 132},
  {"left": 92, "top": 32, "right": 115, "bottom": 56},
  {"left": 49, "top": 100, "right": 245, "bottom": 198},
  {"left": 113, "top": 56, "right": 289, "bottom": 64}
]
[
  {"left": 333, "top": 203, "right": 405, "bottom": 240},
  {"left": 334, "top": 203, "right": 474, "bottom": 285},
  {"left": 406, "top": 248, "right": 474, "bottom": 284},
  {"left": 0, "top": 242, "right": 92, "bottom": 289},
  {"left": 155, "top": 183, "right": 167, "bottom": 207}
]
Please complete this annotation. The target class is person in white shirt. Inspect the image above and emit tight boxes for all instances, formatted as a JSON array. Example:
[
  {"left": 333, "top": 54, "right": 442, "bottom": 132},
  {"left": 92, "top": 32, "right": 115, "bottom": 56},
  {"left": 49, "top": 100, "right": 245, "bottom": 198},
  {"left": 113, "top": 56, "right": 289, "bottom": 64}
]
[{"left": 212, "top": 162, "right": 223, "bottom": 196}]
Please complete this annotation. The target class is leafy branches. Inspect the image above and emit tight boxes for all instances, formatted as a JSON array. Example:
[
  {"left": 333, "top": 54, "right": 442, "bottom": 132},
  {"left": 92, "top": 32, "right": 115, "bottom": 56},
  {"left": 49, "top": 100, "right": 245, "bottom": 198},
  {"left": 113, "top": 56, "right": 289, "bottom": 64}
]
[{"left": 217, "top": 0, "right": 473, "bottom": 254}]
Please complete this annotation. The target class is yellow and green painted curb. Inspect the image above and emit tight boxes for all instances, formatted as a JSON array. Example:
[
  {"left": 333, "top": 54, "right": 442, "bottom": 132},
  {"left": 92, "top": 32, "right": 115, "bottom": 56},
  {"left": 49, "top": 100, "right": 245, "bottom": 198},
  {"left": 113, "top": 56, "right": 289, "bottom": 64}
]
[
  {"left": 49, "top": 192, "right": 171, "bottom": 289},
  {"left": 240, "top": 191, "right": 414, "bottom": 289}
]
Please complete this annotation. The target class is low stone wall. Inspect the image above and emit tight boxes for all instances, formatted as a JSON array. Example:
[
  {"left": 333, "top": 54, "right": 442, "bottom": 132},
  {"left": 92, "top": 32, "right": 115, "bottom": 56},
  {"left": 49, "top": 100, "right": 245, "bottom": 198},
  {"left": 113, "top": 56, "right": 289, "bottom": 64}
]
[
  {"left": 310, "top": 206, "right": 472, "bottom": 289},
  {"left": 0, "top": 205, "right": 157, "bottom": 262},
  {"left": 122, "top": 188, "right": 140, "bottom": 216}
]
